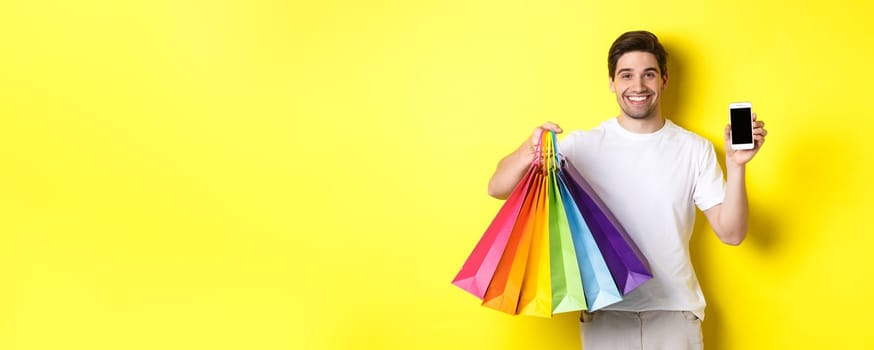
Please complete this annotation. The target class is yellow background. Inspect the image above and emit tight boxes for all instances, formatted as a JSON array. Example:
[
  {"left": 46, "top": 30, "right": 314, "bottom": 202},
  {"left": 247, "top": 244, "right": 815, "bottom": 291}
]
[{"left": 2, "top": 0, "right": 872, "bottom": 349}]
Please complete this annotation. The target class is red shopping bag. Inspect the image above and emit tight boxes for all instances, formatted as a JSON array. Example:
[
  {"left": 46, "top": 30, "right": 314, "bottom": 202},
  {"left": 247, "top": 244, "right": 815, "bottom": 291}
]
[
  {"left": 452, "top": 165, "right": 536, "bottom": 299},
  {"left": 481, "top": 170, "right": 543, "bottom": 314}
]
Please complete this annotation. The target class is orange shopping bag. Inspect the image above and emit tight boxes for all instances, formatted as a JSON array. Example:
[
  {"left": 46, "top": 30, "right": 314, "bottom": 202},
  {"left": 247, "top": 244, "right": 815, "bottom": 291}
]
[{"left": 481, "top": 169, "right": 544, "bottom": 314}]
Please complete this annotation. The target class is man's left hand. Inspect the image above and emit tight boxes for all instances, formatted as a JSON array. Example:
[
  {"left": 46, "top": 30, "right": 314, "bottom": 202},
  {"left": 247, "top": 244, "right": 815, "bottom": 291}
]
[{"left": 724, "top": 113, "right": 767, "bottom": 166}]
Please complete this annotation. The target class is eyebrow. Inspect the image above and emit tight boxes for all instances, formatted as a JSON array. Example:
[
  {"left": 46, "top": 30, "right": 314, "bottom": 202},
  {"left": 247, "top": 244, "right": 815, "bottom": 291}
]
[{"left": 617, "top": 67, "right": 660, "bottom": 74}]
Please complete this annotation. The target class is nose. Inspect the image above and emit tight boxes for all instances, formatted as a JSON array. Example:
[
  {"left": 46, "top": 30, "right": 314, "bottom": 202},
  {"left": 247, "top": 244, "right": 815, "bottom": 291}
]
[{"left": 633, "top": 76, "right": 646, "bottom": 92}]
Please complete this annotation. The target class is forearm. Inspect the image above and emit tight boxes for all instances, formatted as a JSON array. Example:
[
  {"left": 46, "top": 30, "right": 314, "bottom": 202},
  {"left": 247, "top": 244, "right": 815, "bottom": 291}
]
[
  {"left": 717, "top": 162, "right": 749, "bottom": 245},
  {"left": 487, "top": 141, "right": 534, "bottom": 199}
]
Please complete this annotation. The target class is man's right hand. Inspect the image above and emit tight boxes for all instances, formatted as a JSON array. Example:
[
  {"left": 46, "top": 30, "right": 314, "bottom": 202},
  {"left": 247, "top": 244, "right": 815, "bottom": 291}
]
[
  {"left": 528, "top": 122, "right": 564, "bottom": 155},
  {"left": 488, "top": 122, "right": 564, "bottom": 199}
]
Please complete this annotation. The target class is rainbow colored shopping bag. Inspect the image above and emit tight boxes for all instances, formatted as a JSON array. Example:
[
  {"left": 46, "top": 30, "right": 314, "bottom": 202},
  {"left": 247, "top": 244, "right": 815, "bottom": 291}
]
[{"left": 452, "top": 130, "right": 651, "bottom": 316}]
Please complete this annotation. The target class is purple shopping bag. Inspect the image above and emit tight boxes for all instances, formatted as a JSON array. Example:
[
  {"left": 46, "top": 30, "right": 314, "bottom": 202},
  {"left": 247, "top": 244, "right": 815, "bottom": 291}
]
[{"left": 560, "top": 159, "right": 652, "bottom": 295}]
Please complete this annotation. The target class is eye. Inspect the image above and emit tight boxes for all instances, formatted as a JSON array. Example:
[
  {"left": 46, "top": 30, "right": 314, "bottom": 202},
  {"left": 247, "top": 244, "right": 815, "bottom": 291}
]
[
  {"left": 620, "top": 73, "right": 632, "bottom": 79},
  {"left": 645, "top": 72, "right": 656, "bottom": 79}
]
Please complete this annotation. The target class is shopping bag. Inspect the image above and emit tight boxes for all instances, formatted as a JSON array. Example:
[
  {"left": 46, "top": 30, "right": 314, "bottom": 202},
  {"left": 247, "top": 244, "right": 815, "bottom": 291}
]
[
  {"left": 481, "top": 170, "right": 543, "bottom": 314},
  {"left": 557, "top": 171, "right": 622, "bottom": 310},
  {"left": 517, "top": 132, "right": 555, "bottom": 317},
  {"left": 549, "top": 131, "right": 623, "bottom": 310},
  {"left": 562, "top": 161, "right": 652, "bottom": 295},
  {"left": 546, "top": 136, "right": 587, "bottom": 314},
  {"left": 454, "top": 129, "right": 652, "bottom": 316},
  {"left": 452, "top": 165, "right": 536, "bottom": 299}
]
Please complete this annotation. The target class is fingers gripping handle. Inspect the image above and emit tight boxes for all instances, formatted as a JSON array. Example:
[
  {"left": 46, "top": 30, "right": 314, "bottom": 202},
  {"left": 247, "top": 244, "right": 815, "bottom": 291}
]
[{"left": 534, "top": 130, "right": 559, "bottom": 173}]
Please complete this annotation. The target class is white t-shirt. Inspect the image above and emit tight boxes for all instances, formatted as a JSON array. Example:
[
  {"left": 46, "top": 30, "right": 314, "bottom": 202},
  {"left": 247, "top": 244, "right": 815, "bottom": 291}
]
[{"left": 559, "top": 118, "right": 725, "bottom": 320}]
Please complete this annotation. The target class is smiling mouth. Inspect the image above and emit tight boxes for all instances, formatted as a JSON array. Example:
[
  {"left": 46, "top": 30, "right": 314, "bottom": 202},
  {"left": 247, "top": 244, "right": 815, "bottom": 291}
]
[{"left": 625, "top": 95, "right": 651, "bottom": 105}]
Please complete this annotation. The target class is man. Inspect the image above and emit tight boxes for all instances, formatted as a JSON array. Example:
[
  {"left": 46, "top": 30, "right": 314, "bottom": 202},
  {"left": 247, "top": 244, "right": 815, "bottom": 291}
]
[{"left": 486, "top": 31, "right": 767, "bottom": 349}]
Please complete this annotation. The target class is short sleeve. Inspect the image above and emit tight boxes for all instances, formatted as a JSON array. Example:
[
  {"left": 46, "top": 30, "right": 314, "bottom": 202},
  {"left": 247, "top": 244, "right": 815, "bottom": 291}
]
[
  {"left": 558, "top": 132, "right": 577, "bottom": 163},
  {"left": 693, "top": 142, "right": 725, "bottom": 211}
]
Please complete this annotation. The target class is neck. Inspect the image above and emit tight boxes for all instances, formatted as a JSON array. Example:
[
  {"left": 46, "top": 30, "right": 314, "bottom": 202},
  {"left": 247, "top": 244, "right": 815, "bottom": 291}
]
[{"left": 616, "top": 112, "right": 666, "bottom": 134}]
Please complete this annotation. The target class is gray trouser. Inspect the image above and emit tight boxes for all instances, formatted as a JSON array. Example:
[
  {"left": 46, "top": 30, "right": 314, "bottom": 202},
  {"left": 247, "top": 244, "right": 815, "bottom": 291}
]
[{"left": 580, "top": 310, "right": 703, "bottom": 350}]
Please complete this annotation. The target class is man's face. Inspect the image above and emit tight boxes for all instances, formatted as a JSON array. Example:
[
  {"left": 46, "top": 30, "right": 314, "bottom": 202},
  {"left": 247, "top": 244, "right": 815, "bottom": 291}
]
[{"left": 609, "top": 51, "right": 667, "bottom": 120}]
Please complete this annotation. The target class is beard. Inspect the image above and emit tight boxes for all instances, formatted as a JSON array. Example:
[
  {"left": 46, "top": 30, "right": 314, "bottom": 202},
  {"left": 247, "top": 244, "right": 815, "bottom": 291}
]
[
  {"left": 618, "top": 92, "right": 659, "bottom": 120},
  {"left": 620, "top": 103, "right": 658, "bottom": 120}
]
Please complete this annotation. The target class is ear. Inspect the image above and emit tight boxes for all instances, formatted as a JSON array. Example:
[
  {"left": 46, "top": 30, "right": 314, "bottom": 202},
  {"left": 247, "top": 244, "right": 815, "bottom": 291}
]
[
  {"left": 609, "top": 77, "right": 615, "bottom": 93},
  {"left": 661, "top": 72, "right": 669, "bottom": 90}
]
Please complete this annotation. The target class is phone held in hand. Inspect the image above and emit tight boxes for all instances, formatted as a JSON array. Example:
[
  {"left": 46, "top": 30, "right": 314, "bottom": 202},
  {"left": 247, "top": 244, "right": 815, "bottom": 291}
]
[{"left": 729, "top": 102, "right": 754, "bottom": 150}]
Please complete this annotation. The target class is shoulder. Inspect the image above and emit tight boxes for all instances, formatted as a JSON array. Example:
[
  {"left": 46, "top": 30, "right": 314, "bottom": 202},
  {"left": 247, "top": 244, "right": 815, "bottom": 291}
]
[
  {"left": 562, "top": 119, "right": 612, "bottom": 142},
  {"left": 664, "top": 120, "right": 715, "bottom": 151},
  {"left": 558, "top": 119, "right": 611, "bottom": 159}
]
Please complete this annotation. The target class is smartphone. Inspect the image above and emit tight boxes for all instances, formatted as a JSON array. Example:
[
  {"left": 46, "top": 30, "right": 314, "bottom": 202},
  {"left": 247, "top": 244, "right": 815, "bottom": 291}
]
[{"left": 729, "top": 102, "right": 754, "bottom": 150}]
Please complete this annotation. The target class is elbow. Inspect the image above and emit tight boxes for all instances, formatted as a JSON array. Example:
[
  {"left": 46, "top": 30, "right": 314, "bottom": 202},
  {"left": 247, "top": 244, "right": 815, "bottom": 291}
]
[
  {"left": 719, "top": 231, "right": 747, "bottom": 246},
  {"left": 722, "top": 237, "right": 744, "bottom": 246},
  {"left": 487, "top": 185, "right": 509, "bottom": 200},
  {"left": 714, "top": 218, "right": 748, "bottom": 246},
  {"left": 487, "top": 179, "right": 510, "bottom": 200}
]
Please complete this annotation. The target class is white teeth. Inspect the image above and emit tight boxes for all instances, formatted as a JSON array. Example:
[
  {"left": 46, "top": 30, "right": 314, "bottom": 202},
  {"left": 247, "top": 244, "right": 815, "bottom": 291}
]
[{"left": 628, "top": 96, "right": 647, "bottom": 102}]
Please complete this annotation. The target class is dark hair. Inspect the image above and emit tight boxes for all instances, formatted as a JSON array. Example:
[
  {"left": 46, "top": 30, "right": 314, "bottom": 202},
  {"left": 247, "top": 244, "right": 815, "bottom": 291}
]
[{"left": 608, "top": 31, "right": 668, "bottom": 80}]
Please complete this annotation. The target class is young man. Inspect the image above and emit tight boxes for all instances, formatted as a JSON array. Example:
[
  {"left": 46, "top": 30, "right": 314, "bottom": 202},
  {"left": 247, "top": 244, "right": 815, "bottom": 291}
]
[{"left": 486, "top": 31, "right": 767, "bottom": 349}]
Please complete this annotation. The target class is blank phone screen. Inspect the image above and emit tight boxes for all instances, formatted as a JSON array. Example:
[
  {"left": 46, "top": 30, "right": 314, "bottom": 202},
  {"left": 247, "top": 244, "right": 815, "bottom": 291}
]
[{"left": 730, "top": 107, "right": 753, "bottom": 144}]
